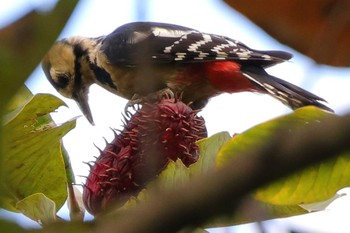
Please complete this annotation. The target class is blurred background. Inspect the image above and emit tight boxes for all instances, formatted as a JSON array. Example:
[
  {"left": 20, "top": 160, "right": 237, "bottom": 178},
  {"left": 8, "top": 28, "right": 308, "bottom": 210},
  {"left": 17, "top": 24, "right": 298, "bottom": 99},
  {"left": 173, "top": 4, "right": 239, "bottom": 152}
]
[{"left": 1, "top": 0, "right": 350, "bottom": 232}]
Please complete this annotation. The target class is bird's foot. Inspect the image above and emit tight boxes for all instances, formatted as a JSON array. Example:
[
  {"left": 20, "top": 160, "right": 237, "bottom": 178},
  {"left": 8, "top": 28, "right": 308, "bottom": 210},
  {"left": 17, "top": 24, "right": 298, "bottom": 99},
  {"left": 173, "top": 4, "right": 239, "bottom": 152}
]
[{"left": 124, "top": 88, "right": 176, "bottom": 114}]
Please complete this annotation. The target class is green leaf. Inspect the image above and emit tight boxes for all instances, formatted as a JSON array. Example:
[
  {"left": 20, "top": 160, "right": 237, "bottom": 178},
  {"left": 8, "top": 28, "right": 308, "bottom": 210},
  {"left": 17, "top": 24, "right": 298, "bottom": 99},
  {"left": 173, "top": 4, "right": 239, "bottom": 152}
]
[
  {"left": 62, "top": 145, "right": 76, "bottom": 184},
  {"left": 191, "top": 131, "right": 231, "bottom": 176},
  {"left": 16, "top": 193, "right": 56, "bottom": 225},
  {"left": 216, "top": 106, "right": 348, "bottom": 206},
  {"left": 153, "top": 132, "right": 232, "bottom": 190},
  {"left": 298, "top": 193, "right": 344, "bottom": 212},
  {"left": 1, "top": 93, "right": 76, "bottom": 212},
  {"left": 155, "top": 160, "right": 191, "bottom": 190},
  {"left": 4, "top": 86, "right": 33, "bottom": 114}
]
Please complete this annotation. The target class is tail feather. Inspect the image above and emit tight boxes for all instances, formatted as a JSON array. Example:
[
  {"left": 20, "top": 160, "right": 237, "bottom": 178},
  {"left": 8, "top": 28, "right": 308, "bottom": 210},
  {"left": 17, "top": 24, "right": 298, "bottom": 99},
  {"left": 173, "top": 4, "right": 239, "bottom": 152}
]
[{"left": 241, "top": 66, "right": 333, "bottom": 112}]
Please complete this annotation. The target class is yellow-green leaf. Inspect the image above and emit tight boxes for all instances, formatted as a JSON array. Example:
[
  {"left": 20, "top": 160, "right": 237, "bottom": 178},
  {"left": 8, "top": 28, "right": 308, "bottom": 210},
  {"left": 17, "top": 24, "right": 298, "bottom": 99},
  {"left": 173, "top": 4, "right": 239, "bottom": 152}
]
[
  {"left": 216, "top": 106, "right": 348, "bottom": 206},
  {"left": 191, "top": 131, "right": 231, "bottom": 176},
  {"left": 152, "top": 132, "right": 231, "bottom": 190},
  {"left": 1, "top": 93, "right": 76, "bottom": 212},
  {"left": 16, "top": 193, "right": 56, "bottom": 225}
]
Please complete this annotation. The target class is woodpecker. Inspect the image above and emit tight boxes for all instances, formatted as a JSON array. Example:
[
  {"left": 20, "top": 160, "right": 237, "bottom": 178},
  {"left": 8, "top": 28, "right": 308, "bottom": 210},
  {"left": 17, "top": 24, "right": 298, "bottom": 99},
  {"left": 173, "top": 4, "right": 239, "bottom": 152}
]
[{"left": 42, "top": 22, "right": 332, "bottom": 124}]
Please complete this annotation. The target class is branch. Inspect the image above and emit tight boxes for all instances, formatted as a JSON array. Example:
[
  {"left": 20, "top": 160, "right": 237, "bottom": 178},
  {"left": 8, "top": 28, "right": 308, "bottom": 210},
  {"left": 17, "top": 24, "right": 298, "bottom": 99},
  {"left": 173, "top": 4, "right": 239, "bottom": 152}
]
[{"left": 84, "top": 112, "right": 350, "bottom": 233}]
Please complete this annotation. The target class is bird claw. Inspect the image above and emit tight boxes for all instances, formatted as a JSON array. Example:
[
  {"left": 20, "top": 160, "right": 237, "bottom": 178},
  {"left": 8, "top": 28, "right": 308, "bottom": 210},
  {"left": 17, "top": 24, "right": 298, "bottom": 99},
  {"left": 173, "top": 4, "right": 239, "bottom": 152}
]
[
  {"left": 154, "top": 87, "right": 176, "bottom": 100},
  {"left": 124, "top": 95, "right": 141, "bottom": 116},
  {"left": 124, "top": 88, "right": 176, "bottom": 113}
]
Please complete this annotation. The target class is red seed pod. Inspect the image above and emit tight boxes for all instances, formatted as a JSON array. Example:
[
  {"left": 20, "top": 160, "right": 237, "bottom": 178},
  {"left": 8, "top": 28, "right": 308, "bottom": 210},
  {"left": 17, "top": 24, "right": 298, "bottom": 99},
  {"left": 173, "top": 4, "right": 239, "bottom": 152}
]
[{"left": 83, "top": 97, "right": 207, "bottom": 215}]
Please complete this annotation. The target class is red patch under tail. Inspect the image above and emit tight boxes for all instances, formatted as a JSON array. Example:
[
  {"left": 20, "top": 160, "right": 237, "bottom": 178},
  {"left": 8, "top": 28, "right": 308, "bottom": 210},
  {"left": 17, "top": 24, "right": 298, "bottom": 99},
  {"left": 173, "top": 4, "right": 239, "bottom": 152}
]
[{"left": 204, "top": 61, "right": 258, "bottom": 93}]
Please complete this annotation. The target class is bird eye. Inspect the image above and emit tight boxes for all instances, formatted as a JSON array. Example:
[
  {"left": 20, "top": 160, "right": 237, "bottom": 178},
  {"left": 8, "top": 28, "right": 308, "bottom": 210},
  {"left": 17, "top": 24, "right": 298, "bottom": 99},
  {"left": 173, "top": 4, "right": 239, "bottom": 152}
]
[{"left": 55, "top": 73, "right": 71, "bottom": 89}]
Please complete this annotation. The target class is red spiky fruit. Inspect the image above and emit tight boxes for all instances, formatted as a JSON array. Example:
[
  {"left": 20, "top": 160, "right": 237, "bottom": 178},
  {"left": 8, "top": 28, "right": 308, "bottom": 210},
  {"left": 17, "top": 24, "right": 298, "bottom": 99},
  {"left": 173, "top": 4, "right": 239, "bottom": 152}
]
[{"left": 83, "top": 98, "right": 207, "bottom": 215}]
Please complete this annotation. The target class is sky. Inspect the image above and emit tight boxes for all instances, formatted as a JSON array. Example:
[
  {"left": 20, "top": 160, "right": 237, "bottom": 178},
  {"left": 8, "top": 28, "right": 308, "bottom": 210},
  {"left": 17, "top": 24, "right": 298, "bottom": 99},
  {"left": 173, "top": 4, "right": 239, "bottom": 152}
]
[{"left": 2, "top": 0, "right": 350, "bottom": 232}]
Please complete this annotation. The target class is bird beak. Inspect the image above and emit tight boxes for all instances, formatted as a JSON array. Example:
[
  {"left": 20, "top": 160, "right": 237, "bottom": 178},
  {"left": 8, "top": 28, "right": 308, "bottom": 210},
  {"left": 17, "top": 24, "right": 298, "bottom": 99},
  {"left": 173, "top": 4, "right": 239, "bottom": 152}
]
[{"left": 73, "top": 91, "right": 95, "bottom": 125}]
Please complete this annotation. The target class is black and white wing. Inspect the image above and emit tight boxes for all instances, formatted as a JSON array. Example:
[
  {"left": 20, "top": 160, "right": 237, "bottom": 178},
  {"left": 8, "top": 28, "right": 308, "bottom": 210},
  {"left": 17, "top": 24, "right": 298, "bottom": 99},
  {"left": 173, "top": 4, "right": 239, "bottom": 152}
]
[
  {"left": 101, "top": 22, "right": 195, "bottom": 65},
  {"left": 101, "top": 22, "right": 292, "bottom": 67}
]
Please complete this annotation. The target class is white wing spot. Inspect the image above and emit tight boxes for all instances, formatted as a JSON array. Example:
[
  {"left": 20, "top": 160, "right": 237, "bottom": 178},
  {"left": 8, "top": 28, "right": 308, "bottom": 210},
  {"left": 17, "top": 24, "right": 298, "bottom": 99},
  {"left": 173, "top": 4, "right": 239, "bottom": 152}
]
[
  {"left": 187, "top": 34, "right": 212, "bottom": 52},
  {"left": 237, "top": 51, "right": 252, "bottom": 59},
  {"left": 152, "top": 27, "right": 189, "bottom": 38},
  {"left": 262, "top": 54, "right": 272, "bottom": 60}
]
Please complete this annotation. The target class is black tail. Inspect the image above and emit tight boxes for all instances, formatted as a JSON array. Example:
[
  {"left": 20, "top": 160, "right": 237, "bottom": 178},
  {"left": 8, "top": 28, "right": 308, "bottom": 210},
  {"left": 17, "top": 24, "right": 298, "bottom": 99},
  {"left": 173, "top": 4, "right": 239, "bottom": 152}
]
[{"left": 241, "top": 66, "right": 333, "bottom": 112}]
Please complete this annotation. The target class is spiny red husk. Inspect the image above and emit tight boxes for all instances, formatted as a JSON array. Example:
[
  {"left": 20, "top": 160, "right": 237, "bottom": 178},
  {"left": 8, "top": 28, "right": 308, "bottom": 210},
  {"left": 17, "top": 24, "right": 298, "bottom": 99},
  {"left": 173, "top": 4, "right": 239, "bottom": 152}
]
[{"left": 83, "top": 98, "right": 207, "bottom": 215}]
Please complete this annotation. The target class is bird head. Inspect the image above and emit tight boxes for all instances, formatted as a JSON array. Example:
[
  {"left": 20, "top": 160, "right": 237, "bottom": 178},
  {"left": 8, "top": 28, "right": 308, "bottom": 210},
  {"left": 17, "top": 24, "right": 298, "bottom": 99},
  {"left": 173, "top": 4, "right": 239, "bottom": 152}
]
[{"left": 42, "top": 37, "right": 97, "bottom": 125}]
